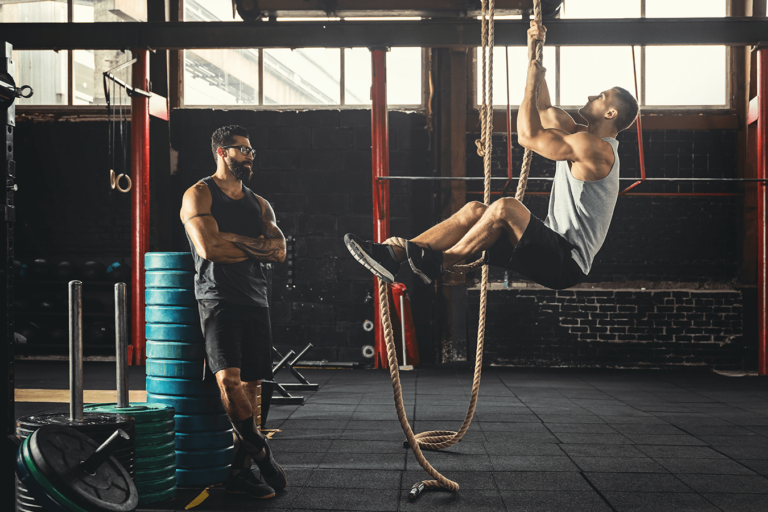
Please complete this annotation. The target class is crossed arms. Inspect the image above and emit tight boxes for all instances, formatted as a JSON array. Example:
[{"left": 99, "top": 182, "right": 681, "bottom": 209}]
[{"left": 181, "top": 183, "right": 286, "bottom": 264}]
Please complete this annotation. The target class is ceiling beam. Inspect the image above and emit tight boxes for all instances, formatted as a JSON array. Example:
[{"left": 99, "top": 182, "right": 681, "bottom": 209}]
[{"left": 5, "top": 18, "right": 768, "bottom": 50}]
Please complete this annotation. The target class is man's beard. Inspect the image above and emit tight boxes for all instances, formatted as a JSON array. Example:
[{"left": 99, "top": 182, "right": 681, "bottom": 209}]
[{"left": 227, "top": 157, "right": 252, "bottom": 182}]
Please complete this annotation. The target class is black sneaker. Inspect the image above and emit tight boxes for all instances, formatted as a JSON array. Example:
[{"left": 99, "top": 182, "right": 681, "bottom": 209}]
[
  {"left": 406, "top": 241, "right": 444, "bottom": 284},
  {"left": 254, "top": 438, "right": 287, "bottom": 492},
  {"left": 344, "top": 233, "right": 401, "bottom": 284},
  {"left": 225, "top": 470, "right": 276, "bottom": 499}
]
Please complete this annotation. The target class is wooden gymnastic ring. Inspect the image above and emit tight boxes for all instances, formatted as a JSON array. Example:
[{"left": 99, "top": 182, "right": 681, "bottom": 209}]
[
  {"left": 110, "top": 169, "right": 116, "bottom": 190},
  {"left": 116, "top": 174, "right": 132, "bottom": 193}
]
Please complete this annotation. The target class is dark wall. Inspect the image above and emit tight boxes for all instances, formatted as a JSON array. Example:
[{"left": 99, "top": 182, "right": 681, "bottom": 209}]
[{"left": 169, "top": 109, "right": 437, "bottom": 364}]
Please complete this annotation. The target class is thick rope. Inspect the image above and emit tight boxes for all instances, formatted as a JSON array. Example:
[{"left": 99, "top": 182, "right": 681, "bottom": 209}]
[{"left": 377, "top": 1, "right": 542, "bottom": 498}]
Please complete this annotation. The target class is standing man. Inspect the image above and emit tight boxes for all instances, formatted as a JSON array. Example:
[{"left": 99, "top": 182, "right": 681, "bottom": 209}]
[
  {"left": 344, "top": 20, "right": 637, "bottom": 290},
  {"left": 181, "top": 125, "right": 287, "bottom": 498}
]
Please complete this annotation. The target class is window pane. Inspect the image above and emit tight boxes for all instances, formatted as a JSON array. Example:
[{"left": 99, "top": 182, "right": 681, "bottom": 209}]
[
  {"left": 560, "top": 47, "right": 639, "bottom": 107},
  {"left": 645, "top": 46, "right": 725, "bottom": 106},
  {"left": 476, "top": 46, "right": 555, "bottom": 106},
  {"left": 344, "top": 48, "right": 371, "bottom": 105},
  {"left": 0, "top": 0, "right": 67, "bottom": 22},
  {"left": 185, "top": 0, "right": 242, "bottom": 21},
  {"left": 73, "top": 0, "right": 145, "bottom": 22},
  {"left": 561, "top": 0, "right": 640, "bottom": 18},
  {"left": 185, "top": 50, "right": 260, "bottom": 105},
  {"left": 264, "top": 49, "right": 340, "bottom": 105},
  {"left": 74, "top": 50, "right": 134, "bottom": 105},
  {"left": 387, "top": 48, "right": 421, "bottom": 105},
  {"left": 13, "top": 51, "right": 68, "bottom": 105},
  {"left": 646, "top": 0, "right": 725, "bottom": 18}
]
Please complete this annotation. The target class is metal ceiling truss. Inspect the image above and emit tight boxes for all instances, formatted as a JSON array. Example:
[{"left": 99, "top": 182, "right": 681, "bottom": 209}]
[{"left": 6, "top": 18, "right": 768, "bottom": 51}]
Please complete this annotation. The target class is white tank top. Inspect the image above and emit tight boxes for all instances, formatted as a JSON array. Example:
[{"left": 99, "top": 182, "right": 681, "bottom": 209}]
[{"left": 543, "top": 137, "right": 620, "bottom": 275}]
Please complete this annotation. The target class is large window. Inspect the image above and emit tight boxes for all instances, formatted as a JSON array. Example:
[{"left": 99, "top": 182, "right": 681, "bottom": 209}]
[{"left": 477, "top": 0, "right": 728, "bottom": 109}]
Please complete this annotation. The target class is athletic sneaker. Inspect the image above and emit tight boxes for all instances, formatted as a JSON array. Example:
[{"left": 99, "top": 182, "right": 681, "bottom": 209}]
[
  {"left": 344, "top": 233, "right": 401, "bottom": 284},
  {"left": 254, "top": 438, "right": 287, "bottom": 492},
  {"left": 225, "top": 470, "right": 276, "bottom": 499},
  {"left": 406, "top": 241, "right": 444, "bottom": 284}
]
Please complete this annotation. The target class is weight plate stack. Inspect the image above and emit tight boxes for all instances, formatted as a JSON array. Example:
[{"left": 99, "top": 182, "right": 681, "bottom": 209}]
[
  {"left": 15, "top": 413, "right": 136, "bottom": 512},
  {"left": 82, "top": 402, "right": 177, "bottom": 505},
  {"left": 145, "top": 252, "right": 233, "bottom": 489}
]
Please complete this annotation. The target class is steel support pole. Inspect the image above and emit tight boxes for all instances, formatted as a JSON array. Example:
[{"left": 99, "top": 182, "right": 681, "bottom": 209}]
[
  {"left": 131, "top": 50, "right": 150, "bottom": 365},
  {"left": 371, "top": 47, "right": 390, "bottom": 369},
  {"left": 757, "top": 46, "right": 768, "bottom": 376}
]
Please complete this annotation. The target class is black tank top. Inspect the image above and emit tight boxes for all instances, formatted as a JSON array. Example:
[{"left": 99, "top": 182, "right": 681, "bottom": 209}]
[{"left": 186, "top": 176, "right": 268, "bottom": 307}]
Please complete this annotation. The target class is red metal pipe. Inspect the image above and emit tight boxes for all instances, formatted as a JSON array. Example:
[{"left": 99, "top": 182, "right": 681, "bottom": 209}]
[
  {"left": 131, "top": 50, "right": 150, "bottom": 365},
  {"left": 757, "top": 46, "right": 767, "bottom": 376},
  {"left": 371, "top": 47, "right": 390, "bottom": 369},
  {"left": 467, "top": 191, "right": 743, "bottom": 197}
]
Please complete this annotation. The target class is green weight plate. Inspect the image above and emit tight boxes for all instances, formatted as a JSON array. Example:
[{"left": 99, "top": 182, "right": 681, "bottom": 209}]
[
  {"left": 146, "top": 323, "right": 202, "bottom": 342},
  {"left": 83, "top": 403, "right": 175, "bottom": 423},
  {"left": 146, "top": 359, "right": 204, "bottom": 379},
  {"left": 148, "top": 393, "right": 224, "bottom": 415},
  {"left": 146, "top": 341, "right": 205, "bottom": 361},
  {"left": 135, "top": 463, "right": 176, "bottom": 483},
  {"left": 135, "top": 418, "right": 175, "bottom": 436},
  {"left": 136, "top": 440, "right": 176, "bottom": 459},
  {"left": 145, "top": 252, "right": 194, "bottom": 271},
  {"left": 175, "top": 430, "right": 233, "bottom": 451},
  {"left": 136, "top": 475, "right": 177, "bottom": 494},
  {"left": 136, "top": 451, "right": 176, "bottom": 470},
  {"left": 176, "top": 465, "right": 230, "bottom": 487},
  {"left": 145, "top": 271, "right": 195, "bottom": 289},
  {"left": 176, "top": 446, "right": 234, "bottom": 469},
  {"left": 175, "top": 413, "right": 231, "bottom": 433},
  {"left": 136, "top": 430, "right": 175, "bottom": 447},
  {"left": 146, "top": 376, "right": 219, "bottom": 397},
  {"left": 137, "top": 485, "right": 177, "bottom": 506},
  {"left": 146, "top": 306, "right": 199, "bottom": 325},
  {"left": 145, "top": 288, "right": 196, "bottom": 306}
]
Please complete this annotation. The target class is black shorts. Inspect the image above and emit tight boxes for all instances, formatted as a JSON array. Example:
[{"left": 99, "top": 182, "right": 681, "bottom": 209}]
[
  {"left": 487, "top": 214, "right": 587, "bottom": 290},
  {"left": 197, "top": 299, "right": 273, "bottom": 382}
]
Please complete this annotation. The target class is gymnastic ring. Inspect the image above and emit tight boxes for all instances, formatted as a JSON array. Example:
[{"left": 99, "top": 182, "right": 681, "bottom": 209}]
[
  {"left": 116, "top": 173, "right": 132, "bottom": 193},
  {"left": 362, "top": 320, "right": 374, "bottom": 332},
  {"left": 361, "top": 345, "right": 375, "bottom": 359},
  {"left": 18, "top": 85, "right": 34, "bottom": 99},
  {"left": 109, "top": 169, "right": 117, "bottom": 190}
]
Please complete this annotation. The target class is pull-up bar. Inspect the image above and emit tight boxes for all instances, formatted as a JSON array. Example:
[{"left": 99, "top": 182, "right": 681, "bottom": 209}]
[{"left": 4, "top": 18, "right": 768, "bottom": 50}]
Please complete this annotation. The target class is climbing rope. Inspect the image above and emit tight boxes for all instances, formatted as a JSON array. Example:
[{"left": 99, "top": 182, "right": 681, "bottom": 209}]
[{"left": 378, "top": 0, "right": 543, "bottom": 499}]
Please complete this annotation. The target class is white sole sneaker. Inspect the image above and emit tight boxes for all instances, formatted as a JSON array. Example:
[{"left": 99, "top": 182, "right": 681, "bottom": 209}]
[
  {"left": 344, "top": 234, "right": 396, "bottom": 284},
  {"left": 406, "top": 242, "right": 433, "bottom": 285}
]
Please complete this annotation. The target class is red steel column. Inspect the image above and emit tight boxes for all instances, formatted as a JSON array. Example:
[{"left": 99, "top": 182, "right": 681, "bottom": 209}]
[
  {"left": 131, "top": 50, "right": 150, "bottom": 365},
  {"left": 371, "top": 47, "right": 390, "bottom": 369},
  {"left": 757, "top": 46, "right": 767, "bottom": 376}
]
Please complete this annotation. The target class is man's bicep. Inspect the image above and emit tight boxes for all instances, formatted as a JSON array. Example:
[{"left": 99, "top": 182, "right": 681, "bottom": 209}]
[
  {"left": 257, "top": 196, "right": 285, "bottom": 239},
  {"left": 526, "top": 129, "right": 583, "bottom": 162}
]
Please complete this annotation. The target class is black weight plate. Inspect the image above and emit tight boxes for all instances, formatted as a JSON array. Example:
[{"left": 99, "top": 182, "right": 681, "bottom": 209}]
[
  {"left": 146, "top": 376, "right": 219, "bottom": 397},
  {"left": 14, "top": 443, "right": 72, "bottom": 512},
  {"left": 175, "top": 430, "right": 233, "bottom": 451},
  {"left": 136, "top": 475, "right": 176, "bottom": 494},
  {"left": 175, "top": 464, "right": 231, "bottom": 487},
  {"left": 83, "top": 403, "right": 175, "bottom": 423},
  {"left": 136, "top": 430, "right": 175, "bottom": 447},
  {"left": 135, "top": 463, "right": 176, "bottom": 483},
  {"left": 147, "top": 393, "right": 224, "bottom": 415},
  {"left": 175, "top": 413, "right": 231, "bottom": 433},
  {"left": 17, "top": 413, "right": 135, "bottom": 434},
  {"left": 135, "top": 418, "right": 176, "bottom": 436},
  {"left": 28, "top": 426, "right": 138, "bottom": 512}
]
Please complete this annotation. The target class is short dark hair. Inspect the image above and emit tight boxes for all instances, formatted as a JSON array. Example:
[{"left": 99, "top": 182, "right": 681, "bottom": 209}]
[
  {"left": 211, "top": 125, "right": 250, "bottom": 163},
  {"left": 611, "top": 87, "right": 639, "bottom": 133}
]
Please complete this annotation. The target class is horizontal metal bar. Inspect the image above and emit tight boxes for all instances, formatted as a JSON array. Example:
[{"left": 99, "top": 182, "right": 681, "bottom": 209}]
[
  {"left": 5, "top": 18, "right": 768, "bottom": 50},
  {"left": 467, "top": 191, "right": 745, "bottom": 197},
  {"left": 379, "top": 176, "right": 768, "bottom": 182}
]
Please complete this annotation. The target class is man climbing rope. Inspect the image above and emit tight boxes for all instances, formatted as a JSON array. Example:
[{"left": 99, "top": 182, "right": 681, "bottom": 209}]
[{"left": 345, "top": 20, "right": 638, "bottom": 290}]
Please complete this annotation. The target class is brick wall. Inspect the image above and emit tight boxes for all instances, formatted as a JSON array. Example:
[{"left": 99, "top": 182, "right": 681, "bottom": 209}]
[
  {"left": 468, "top": 289, "right": 746, "bottom": 370},
  {"left": 169, "top": 109, "right": 437, "bottom": 363}
]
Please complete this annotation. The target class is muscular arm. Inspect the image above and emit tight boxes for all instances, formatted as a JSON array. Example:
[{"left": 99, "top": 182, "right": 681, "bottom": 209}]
[
  {"left": 180, "top": 183, "right": 249, "bottom": 263},
  {"left": 218, "top": 196, "right": 286, "bottom": 263}
]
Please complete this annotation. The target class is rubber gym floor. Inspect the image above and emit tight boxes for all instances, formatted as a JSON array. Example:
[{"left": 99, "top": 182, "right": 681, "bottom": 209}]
[{"left": 14, "top": 360, "right": 768, "bottom": 512}]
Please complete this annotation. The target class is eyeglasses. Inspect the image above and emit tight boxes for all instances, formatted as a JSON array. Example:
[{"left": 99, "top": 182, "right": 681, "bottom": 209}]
[{"left": 221, "top": 145, "right": 256, "bottom": 158}]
